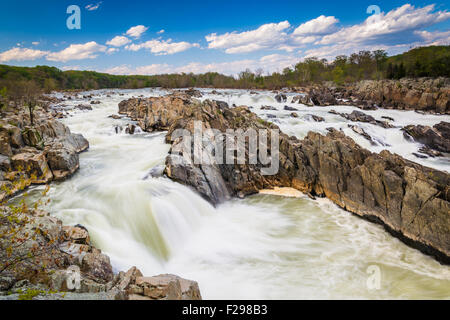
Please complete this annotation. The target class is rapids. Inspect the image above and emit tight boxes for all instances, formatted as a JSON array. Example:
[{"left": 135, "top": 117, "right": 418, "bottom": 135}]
[{"left": 24, "top": 88, "right": 450, "bottom": 299}]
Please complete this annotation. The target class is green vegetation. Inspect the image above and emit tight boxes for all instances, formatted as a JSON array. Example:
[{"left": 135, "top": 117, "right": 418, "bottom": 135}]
[
  {"left": 0, "top": 46, "right": 448, "bottom": 91},
  {"left": 386, "top": 46, "right": 450, "bottom": 79}
]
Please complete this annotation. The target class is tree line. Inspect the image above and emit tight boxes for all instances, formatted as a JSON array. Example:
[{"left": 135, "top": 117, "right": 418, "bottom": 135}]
[{"left": 0, "top": 46, "right": 448, "bottom": 96}]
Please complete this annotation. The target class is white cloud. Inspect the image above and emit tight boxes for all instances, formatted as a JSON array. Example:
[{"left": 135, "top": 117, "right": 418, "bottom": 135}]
[
  {"left": 126, "top": 25, "right": 148, "bottom": 39},
  {"left": 46, "top": 41, "right": 107, "bottom": 62},
  {"left": 157, "top": 29, "right": 165, "bottom": 34},
  {"left": 206, "top": 21, "right": 291, "bottom": 54},
  {"left": 318, "top": 4, "right": 450, "bottom": 45},
  {"left": 31, "top": 41, "right": 40, "bottom": 46},
  {"left": 85, "top": 2, "right": 102, "bottom": 11},
  {"left": 125, "top": 39, "right": 199, "bottom": 55},
  {"left": 106, "top": 36, "right": 131, "bottom": 47},
  {"left": 61, "top": 66, "right": 81, "bottom": 71},
  {"left": 106, "top": 48, "right": 119, "bottom": 54},
  {"left": 0, "top": 47, "right": 49, "bottom": 62},
  {"left": 293, "top": 15, "right": 339, "bottom": 36},
  {"left": 414, "top": 30, "right": 450, "bottom": 45}
]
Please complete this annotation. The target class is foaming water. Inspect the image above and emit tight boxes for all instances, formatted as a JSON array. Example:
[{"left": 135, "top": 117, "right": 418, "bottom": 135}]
[
  {"left": 198, "top": 89, "right": 450, "bottom": 172},
  {"left": 25, "top": 88, "right": 450, "bottom": 299}
]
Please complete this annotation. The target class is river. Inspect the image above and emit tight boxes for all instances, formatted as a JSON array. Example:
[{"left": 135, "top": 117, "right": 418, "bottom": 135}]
[{"left": 26, "top": 88, "right": 450, "bottom": 299}]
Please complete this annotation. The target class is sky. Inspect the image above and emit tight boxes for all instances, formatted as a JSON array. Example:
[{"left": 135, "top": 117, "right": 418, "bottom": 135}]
[{"left": 0, "top": 0, "right": 449, "bottom": 76}]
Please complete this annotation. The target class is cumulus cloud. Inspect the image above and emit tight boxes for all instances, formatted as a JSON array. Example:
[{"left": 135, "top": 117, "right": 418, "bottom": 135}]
[
  {"left": 46, "top": 41, "right": 107, "bottom": 62},
  {"left": 126, "top": 25, "right": 148, "bottom": 39},
  {"left": 293, "top": 15, "right": 339, "bottom": 36},
  {"left": 61, "top": 66, "right": 81, "bottom": 71},
  {"left": 85, "top": 2, "right": 102, "bottom": 11},
  {"left": 0, "top": 47, "right": 49, "bottom": 62},
  {"left": 157, "top": 29, "right": 165, "bottom": 34},
  {"left": 318, "top": 4, "right": 450, "bottom": 45},
  {"left": 204, "top": 4, "right": 449, "bottom": 57},
  {"left": 414, "top": 30, "right": 450, "bottom": 45},
  {"left": 125, "top": 39, "right": 199, "bottom": 55},
  {"left": 206, "top": 21, "right": 291, "bottom": 54},
  {"left": 31, "top": 41, "right": 40, "bottom": 46},
  {"left": 106, "top": 35, "right": 131, "bottom": 47},
  {"left": 106, "top": 47, "right": 119, "bottom": 54}
]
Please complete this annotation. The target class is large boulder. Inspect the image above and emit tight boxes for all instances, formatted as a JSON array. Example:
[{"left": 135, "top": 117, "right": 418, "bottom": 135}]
[{"left": 10, "top": 149, "right": 53, "bottom": 184}]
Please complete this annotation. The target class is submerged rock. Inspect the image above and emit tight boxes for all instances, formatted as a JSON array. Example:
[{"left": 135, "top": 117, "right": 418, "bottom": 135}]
[{"left": 275, "top": 93, "right": 287, "bottom": 103}]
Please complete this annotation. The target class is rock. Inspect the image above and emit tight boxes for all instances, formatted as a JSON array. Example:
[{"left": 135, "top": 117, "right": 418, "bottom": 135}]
[
  {"left": 342, "top": 78, "right": 450, "bottom": 114},
  {"left": 292, "top": 95, "right": 312, "bottom": 106},
  {"left": 402, "top": 122, "right": 450, "bottom": 153},
  {"left": 63, "top": 225, "right": 90, "bottom": 245},
  {"left": 132, "top": 274, "right": 201, "bottom": 300},
  {"left": 120, "top": 93, "right": 450, "bottom": 264},
  {"left": 290, "top": 112, "right": 298, "bottom": 118},
  {"left": 81, "top": 249, "right": 114, "bottom": 283},
  {"left": 90, "top": 101, "right": 101, "bottom": 105},
  {"left": 275, "top": 93, "right": 287, "bottom": 103},
  {"left": 260, "top": 105, "right": 277, "bottom": 111},
  {"left": 305, "top": 114, "right": 325, "bottom": 122},
  {"left": 45, "top": 147, "right": 79, "bottom": 180},
  {"left": 125, "top": 124, "right": 136, "bottom": 135},
  {"left": 11, "top": 149, "right": 53, "bottom": 183},
  {"left": 108, "top": 114, "right": 121, "bottom": 119},
  {"left": 284, "top": 105, "right": 298, "bottom": 111},
  {"left": 340, "top": 110, "right": 394, "bottom": 129},
  {"left": 184, "top": 88, "right": 202, "bottom": 98},
  {"left": 75, "top": 104, "right": 93, "bottom": 111},
  {"left": 348, "top": 124, "right": 376, "bottom": 145}
]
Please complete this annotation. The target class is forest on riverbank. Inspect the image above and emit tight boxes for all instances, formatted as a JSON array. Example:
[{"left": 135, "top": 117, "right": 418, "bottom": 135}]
[{"left": 0, "top": 45, "right": 448, "bottom": 95}]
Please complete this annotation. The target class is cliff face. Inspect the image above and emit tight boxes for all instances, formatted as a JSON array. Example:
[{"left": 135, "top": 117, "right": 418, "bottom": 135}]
[
  {"left": 119, "top": 94, "right": 450, "bottom": 264},
  {"left": 343, "top": 78, "right": 450, "bottom": 114},
  {"left": 291, "top": 78, "right": 450, "bottom": 114}
]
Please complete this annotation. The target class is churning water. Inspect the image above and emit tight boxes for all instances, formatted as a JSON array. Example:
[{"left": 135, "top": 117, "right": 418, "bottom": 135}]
[{"left": 28, "top": 88, "right": 450, "bottom": 299}]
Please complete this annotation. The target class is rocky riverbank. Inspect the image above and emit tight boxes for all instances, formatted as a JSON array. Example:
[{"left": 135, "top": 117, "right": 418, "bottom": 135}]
[
  {"left": 118, "top": 93, "right": 450, "bottom": 264},
  {"left": 0, "top": 207, "right": 201, "bottom": 300},
  {"left": 0, "top": 97, "right": 202, "bottom": 300},
  {"left": 289, "top": 78, "right": 449, "bottom": 114},
  {"left": 0, "top": 105, "right": 89, "bottom": 202}
]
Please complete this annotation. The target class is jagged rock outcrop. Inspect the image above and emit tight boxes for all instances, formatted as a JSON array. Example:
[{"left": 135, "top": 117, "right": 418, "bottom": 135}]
[
  {"left": 402, "top": 121, "right": 450, "bottom": 154},
  {"left": 0, "top": 107, "right": 89, "bottom": 202},
  {"left": 118, "top": 94, "right": 450, "bottom": 264},
  {"left": 0, "top": 207, "right": 201, "bottom": 300},
  {"left": 298, "top": 78, "right": 450, "bottom": 114}
]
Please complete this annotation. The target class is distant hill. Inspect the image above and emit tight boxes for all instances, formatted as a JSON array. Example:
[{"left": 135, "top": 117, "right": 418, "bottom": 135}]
[{"left": 386, "top": 46, "right": 450, "bottom": 79}]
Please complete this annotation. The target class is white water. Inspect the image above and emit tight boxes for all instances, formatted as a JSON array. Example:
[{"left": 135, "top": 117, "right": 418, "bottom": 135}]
[{"left": 29, "top": 88, "right": 450, "bottom": 299}]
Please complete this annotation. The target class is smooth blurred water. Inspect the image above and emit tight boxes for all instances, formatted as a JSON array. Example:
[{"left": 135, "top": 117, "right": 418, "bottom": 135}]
[{"left": 28, "top": 88, "right": 449, "bottom": 299}]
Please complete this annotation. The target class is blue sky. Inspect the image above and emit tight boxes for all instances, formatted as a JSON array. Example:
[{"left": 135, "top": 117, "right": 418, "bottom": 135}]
[{"left": 0, "top": 0, "right": 449, "bottom": 75}]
